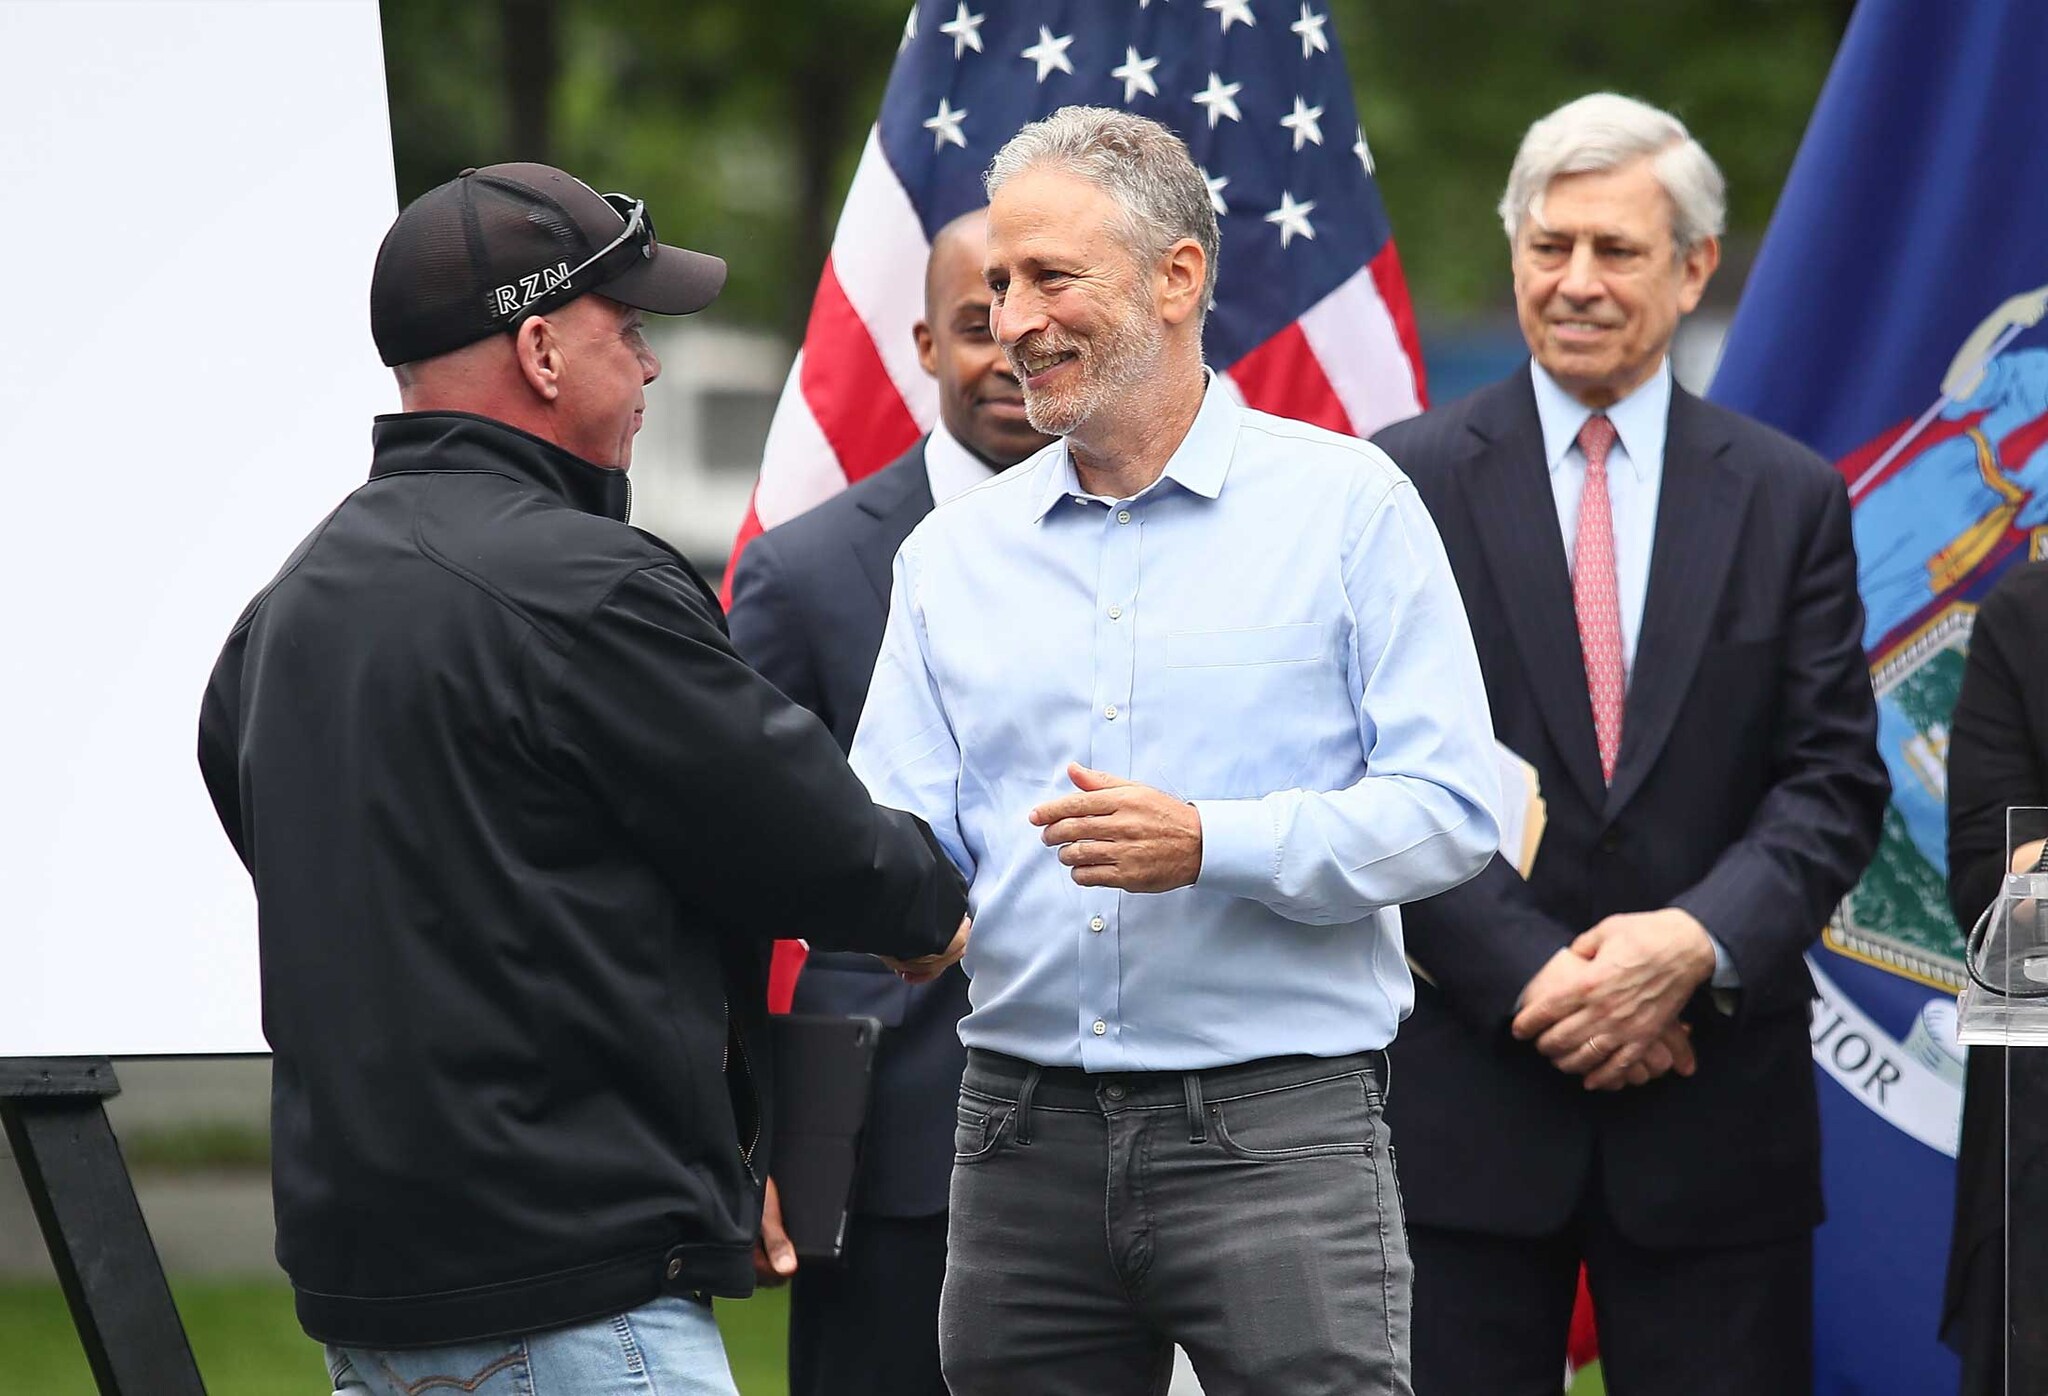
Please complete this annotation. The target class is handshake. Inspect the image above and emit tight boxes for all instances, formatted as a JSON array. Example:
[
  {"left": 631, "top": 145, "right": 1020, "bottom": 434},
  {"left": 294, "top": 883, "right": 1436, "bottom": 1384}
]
[
  {"left": 1508, "top": 906, "right": 1720, "bottom": 1092},
  {"left": 880, "top": 915, "right": 972, "bottom": 984},
  {"left": 873, "top": 761, "right": 1200, "bottom": 986}
]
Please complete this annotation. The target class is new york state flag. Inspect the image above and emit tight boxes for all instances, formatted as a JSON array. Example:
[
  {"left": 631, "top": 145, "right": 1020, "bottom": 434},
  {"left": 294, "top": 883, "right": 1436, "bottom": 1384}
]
[{"left": 1711, "top": 0, "right": 2048, "bottom": 1390}]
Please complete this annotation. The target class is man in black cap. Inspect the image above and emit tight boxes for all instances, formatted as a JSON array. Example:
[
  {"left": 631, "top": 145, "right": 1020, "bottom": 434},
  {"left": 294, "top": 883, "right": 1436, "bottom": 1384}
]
[{"left": 198, "top": 163, "right": 968, "bottom": 1395}]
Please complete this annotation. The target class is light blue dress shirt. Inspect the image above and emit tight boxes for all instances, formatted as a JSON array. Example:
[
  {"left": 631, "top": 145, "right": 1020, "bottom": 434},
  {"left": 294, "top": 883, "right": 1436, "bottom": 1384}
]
[
  {"left": 849, "top": 375, "right": 1501, "bottom": 1070},
  {"left": 1529, "top": 358, "right": 1737, "bottom": 988}
]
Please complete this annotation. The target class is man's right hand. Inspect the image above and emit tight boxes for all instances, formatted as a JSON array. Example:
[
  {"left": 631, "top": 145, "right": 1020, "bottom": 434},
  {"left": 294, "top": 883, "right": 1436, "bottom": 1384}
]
[
  {"left": 1582, "top": 1021, "right": 1695, "bottom": 1091},
  {"left": 752, "top": 1177, "right": 797, "bottom": 1286},
  {"left": 880, "top": 915, "right": 970, "bottom": 984},
  {"left": 1514, "top": 948, "right": 1697, "bottom": 1089}
]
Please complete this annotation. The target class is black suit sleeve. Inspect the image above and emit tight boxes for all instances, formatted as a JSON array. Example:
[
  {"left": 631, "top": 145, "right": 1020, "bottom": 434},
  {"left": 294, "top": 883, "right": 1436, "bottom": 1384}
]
[
  {"left": 1669, "top": 467, "right": 1889, "bottom": 1016},
  {"left": 543, "top": 563, "right": 964, "bottom": 960},
  {"left": 727, "top": 535, "right": 831, "bottom": 730},
  {"left": 1404, "top": 856, "right": 1584, "bottom": 1036},
  {"left": 1947, "top": 575, "right": 2048, "bottom": 934}
]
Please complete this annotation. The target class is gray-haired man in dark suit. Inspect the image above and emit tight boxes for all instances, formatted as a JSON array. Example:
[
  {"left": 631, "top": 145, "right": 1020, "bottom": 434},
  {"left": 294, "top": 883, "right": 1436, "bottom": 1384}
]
[{"left": 1374, "top": 94, "right": 1888, "bottom": 1395}]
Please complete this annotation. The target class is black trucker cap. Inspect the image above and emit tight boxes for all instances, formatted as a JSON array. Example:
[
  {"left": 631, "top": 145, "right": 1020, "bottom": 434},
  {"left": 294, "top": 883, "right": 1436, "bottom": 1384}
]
[{"left": 370, "top": 162, "right": 727, "bottom": 367}]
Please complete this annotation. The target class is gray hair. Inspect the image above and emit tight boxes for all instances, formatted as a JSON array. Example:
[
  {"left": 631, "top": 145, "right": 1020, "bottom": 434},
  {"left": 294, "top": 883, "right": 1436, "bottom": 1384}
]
[
  {"left": 985, "top": 106, "right": 1220, "bottom": 314},
  {"left": 1498, "top": 93, "right": 1726, "bottom": 253}
]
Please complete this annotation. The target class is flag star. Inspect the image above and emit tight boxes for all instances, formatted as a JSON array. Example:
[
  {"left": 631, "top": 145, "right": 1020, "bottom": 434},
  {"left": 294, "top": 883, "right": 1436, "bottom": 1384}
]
[
  {"left": 1354, "top": 122, "right": 1375, "bottom": 175},
  {"left": 1200, "top": 167, "right": 1229, "bottom": 216},
  {"left": 1191, "top": 72, "right": 1243, "bottom": 127},
  {"left": 1021, "top": 26, "right": 1076, "bottom": 82},
  {"left": 899, "top": 4, "right": 916, "bottom": 51},
  {"left": 1204, "top": 0, "right": 1256, "bottom": 32},
  {"left": 1111, "top": 46, "right": 1160, "bottom": 102},
  {"left": 1280, "top": 96, "right": 1325, "bottom": 150},
  {"left": 924, "top": 97, "right": 969, "bottom": 151},
  {"left": 939, "top": 2, "right": 984, "bottom": 58},
  {"left": 1291, "top": 3, "right": 1330, "bottom": 58},
  {"left": 1265, "top": 190, "right": 1317, "bottom": 248}
]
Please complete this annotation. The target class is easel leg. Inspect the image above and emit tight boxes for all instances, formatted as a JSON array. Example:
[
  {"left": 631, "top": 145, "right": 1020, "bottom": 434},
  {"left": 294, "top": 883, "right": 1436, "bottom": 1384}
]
[{"left": 1, "top": 1058, "right": 206, "bottom": 1395}]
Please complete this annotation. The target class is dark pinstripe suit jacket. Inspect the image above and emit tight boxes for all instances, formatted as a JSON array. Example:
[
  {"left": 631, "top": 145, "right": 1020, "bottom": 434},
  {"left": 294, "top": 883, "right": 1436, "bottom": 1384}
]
[{"left": 1373, "top": 367, "right": 1888, "bottom": 1247}]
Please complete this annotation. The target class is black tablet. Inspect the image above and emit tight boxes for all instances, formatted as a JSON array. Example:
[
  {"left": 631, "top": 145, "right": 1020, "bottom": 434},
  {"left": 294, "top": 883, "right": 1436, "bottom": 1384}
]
[{"left": 769, "top": 1013, "right": 884, "bottom": 1261}]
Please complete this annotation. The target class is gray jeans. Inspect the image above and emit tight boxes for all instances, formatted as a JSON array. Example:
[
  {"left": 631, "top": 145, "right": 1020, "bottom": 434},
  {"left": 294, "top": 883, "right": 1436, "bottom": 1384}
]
[{"left": 940, "top": 1049, "right": 1413, "bottom": 1396}]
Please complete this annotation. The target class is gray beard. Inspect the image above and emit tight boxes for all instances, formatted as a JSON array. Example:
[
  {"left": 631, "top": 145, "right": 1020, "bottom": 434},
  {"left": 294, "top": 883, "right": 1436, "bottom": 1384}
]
[{"left": 1017, "top": 305, "right": 1164, "bottom": 439}]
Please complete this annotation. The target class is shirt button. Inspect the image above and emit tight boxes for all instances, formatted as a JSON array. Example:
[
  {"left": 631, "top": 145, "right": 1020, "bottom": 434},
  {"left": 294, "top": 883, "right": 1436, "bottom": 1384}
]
[
  {"left": 1108, "top": 605, "right": 1123, "bottom": 620},
  {"left": 1089, "top": 915, "right": 1106, "bottom": 932},
  {"left": 1116, "top": 509, "right": 1132, "bottom": 524},
  {"left": 1104, "top": 705, "right": 1118, "bottom": 720},
  {"left": 1092, "top": 1019, "right": 1108, "bottom": 1036}
]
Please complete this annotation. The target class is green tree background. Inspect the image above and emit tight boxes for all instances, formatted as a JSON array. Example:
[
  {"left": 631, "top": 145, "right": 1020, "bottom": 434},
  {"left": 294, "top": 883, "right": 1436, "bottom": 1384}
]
[{"left": 381, "top": 0, "right": 1854, "bottom": 340}]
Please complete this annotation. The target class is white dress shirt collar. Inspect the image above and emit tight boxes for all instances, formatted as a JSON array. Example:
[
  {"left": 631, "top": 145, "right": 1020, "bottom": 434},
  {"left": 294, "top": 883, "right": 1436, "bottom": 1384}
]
[
  {"left": 923, "top": 419, "right": 1000, "bottom": 507},
  {"left": 1530, "top": 357, "right": 1672, "bottom": 483}
]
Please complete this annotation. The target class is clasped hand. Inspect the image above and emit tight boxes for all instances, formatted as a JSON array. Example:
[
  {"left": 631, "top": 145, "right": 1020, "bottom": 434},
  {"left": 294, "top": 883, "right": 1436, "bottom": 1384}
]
[
  {"left": 1510, "top": 907, "right": 1717, "bottom": 1091},
  {"left": 1030, "top": 763, "right": 1204, "bottom": 893}
]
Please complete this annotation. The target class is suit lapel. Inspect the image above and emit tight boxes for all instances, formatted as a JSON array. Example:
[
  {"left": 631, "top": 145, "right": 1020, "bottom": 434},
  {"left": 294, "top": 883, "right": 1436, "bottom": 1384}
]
[
  {"left": 1463, "top": 376, "right": 1608, "bottom": 814},
  {"left": 1602, "top": 388, "right": 1750, "bottom": 820},
  {"left": 851, "top": 446, "right": 936, "bottom": 605}
]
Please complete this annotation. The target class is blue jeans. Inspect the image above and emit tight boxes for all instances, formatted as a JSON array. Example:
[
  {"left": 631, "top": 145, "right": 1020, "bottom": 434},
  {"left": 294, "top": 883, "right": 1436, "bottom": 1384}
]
[{"left": 325, "top": 1295, "right": 741, "bottom": 1396}]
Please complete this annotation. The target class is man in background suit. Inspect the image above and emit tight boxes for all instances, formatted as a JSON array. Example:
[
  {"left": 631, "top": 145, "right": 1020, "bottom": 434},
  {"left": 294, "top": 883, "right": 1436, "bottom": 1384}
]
[
  {"left": 726, "top": 207, "right": 1051, "bottom": 1396},
  {"left": 1373, "top": 93, "right": 1888, "bottom": 1395}
]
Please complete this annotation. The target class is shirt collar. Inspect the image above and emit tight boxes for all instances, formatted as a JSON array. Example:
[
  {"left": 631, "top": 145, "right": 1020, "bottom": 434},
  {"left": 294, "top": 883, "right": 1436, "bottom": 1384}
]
[
  {"left": 923, "top": 419, "right": 998, "bottom": 506},
  {"left": 1028, "top": 370, "right": 1239, "bottom": 521},
  {"left": 1529, "top": 357, "right": 1671, "bottom": 482}
]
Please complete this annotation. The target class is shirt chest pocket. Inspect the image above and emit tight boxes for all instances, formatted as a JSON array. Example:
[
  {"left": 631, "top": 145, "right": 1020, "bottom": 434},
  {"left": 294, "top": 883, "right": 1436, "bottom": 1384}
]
[
  {"left": 1163, "top": 622, "right": 1324, "bottom": 668},
  {"left": 1148, "top": 623, "right": 1334, "bottom": 798}
]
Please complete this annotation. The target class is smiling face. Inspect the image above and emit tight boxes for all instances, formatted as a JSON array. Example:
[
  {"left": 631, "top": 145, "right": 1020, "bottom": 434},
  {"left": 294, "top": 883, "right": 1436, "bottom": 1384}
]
[
  {"left": 916, "top": 210, "right": 1053, "bottom": 467},
  {"left": 984, "top": 167, "right": 1166, "bottom": 440},
  {"left": 1511, "top": 155, "right": 1718, "bottom": 409}
]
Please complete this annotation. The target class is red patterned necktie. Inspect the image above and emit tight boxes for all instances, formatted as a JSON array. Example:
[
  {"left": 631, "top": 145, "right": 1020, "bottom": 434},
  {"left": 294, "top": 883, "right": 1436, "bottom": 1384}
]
[{"left": 1573, "top": 414, "right": 1625, "bottom": 783}]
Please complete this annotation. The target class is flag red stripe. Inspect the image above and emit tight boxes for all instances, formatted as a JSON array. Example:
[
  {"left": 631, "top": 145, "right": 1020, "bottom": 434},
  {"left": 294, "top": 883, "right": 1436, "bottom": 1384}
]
[
  {"left": 800, "top": 258, "right": 923, "bottom": 487},
  {"left": 1368, "top": 240, "right": 1429, "bottom": 410},
  {"left": 1229, "top": 320, "right": 1356, "bottom": 435}
]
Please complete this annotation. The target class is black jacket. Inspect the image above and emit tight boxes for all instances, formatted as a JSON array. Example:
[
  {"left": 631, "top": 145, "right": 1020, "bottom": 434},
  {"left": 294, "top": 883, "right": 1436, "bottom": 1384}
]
[
  {"left": 1942, "top": 558, "right": 2048, "bottom": 1391},
  {"left": 198, "top": 412, "right": 964, "bottom": 1349},
  {"left": 728, "top": 442, "right": 971, "bottom": 1218}
]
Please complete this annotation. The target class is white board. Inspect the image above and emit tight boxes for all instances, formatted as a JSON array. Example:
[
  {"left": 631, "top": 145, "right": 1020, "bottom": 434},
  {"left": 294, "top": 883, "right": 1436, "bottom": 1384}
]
[{"left": 0, "top": 0, "right": 398, "bottom": 1055}]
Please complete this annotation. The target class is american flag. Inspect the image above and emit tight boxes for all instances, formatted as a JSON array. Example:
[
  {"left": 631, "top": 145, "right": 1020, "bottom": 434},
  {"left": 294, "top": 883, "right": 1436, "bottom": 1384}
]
[{"left": 722, "top": 0, "right": 1428, "bottom": 595}]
